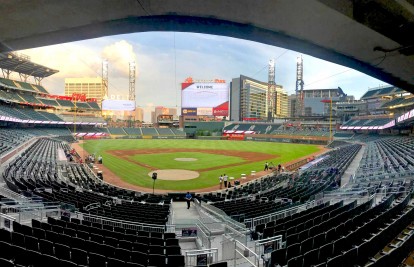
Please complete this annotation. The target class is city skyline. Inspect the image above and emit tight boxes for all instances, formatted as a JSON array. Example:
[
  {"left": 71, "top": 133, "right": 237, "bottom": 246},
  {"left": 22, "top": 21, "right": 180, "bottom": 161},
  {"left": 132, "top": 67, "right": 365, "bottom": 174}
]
[{"left": 16, "top": 32, "right": 390, "bottom": 121}]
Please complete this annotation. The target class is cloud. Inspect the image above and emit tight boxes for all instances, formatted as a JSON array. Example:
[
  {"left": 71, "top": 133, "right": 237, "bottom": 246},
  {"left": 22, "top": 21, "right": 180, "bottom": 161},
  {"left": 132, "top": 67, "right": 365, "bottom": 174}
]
[
  {"left": 16, "top": 32, "right": 390, "bottom": 121},
  {"left": 20, "top": 43, "right": 103, "bottom": 94},
  {"left": 102, "top": 40, "right": 138, "bottom": 77}
]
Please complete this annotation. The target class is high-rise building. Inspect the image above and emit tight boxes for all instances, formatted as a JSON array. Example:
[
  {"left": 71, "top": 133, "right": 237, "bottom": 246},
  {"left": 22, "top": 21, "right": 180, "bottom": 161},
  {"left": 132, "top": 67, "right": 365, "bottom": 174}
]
[
  {"left": 288, "top": 94, "right": 297, "bottom": 117},
  {"left": 64, "top": 77, "right": 105, "bottom": 104},
  {"left": 274, "top": 87, "right": 289, "bottom": 118},
  {"left": 151, "top": 106, "right": 177, "bottom": 123},
  {"left": 230, "top": 75, "right": 287, "bottom": 121},
  {"left": 123, "top": 107, "right": 144, "bottom": 122}
]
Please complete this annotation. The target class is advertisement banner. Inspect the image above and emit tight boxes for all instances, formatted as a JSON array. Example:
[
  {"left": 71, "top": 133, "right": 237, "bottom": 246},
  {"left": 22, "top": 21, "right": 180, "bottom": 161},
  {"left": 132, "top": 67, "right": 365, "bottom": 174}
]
[
  {"left": 181, "top": 108, "right": 197, "bottom": 116},
  {"left": 197, "top": 107, "right": 213, "bottom": 116},
  {"left": 102, "top": 100, "right": 135, "bottom": 111}
]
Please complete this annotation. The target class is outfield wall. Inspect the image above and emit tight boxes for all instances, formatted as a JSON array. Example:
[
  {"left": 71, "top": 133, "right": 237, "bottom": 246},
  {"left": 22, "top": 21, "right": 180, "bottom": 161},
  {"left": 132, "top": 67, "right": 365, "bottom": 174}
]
[{"left": 245, "top": 134, "right": 329, "bottom": 145}]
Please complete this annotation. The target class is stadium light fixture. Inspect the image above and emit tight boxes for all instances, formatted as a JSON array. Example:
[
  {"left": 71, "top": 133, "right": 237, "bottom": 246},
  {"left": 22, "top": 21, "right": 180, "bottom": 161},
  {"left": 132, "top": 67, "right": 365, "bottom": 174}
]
[{"left": 152, "top": 172, "right": 157, "bottom": 195}]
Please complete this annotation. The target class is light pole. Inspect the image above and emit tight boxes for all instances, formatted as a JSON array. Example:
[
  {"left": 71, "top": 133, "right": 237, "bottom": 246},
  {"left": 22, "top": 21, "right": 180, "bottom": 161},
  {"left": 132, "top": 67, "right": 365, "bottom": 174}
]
[{"left": 152, "top": 172, "right": 157, "bottom": 195}]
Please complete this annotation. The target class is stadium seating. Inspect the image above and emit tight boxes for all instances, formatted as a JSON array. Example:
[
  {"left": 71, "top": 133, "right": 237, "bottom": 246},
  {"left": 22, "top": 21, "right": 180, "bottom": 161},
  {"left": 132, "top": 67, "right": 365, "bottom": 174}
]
[
  {"left": 269, "top": 192, "right": 414, "bottom": 267},
  {"left": 108, "top": 127, "right": 127, "bottom": 135},
  {"left": 341, "top": 117, "right": 393, "bottom": 128},
  {"left": 0, "top": 216, "right": 183, "bottom": 267},
  {"left": 157, "top": 128, "right": 174, "bottom": 135},
  {"left": 17, "top": 93, "right": 42, "bottom": 105},
  {"left": 37, "top": 98, "right": 60, "bottom": 107},
  {"left": 2, "top": 112, "right": 414, "bottom": 267},
  {"left": 0, "top": 128, "right": 34, "bottom": 156},
  {"left": 354, "top": 137, "right": 414, "bottom": 182},
  {"left": 171, "top": 128, "right": 186, "bottom": 136},
  {"left": 74, "top": 101, "right": 92, "bottom": 109},
  {"left": 361, "top": 86, "right": 404, "bottom": 100},
  {"left": 2, "top": 137, "right": 171, "bottom": 226},
  {"left": 205, "top": 144, "right": 361, "bottom": 223},
  {"left": 141, "top": 128, "right": 158, "bottom": 136},
  {"left": 333, "top": 132, "right": 354, "bottom": 139},
  {"left": 123, "top": 127, "right": 143, "bottom": 135},
  {"left": 56, "top": 99, "right": 75, "bottom": 108}
]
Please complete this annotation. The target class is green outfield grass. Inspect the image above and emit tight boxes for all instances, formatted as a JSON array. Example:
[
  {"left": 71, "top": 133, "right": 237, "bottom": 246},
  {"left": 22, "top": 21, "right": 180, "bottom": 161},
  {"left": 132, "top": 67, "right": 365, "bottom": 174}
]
[{"left": 81, "top": 139, "right": 320, "bottom": 190}]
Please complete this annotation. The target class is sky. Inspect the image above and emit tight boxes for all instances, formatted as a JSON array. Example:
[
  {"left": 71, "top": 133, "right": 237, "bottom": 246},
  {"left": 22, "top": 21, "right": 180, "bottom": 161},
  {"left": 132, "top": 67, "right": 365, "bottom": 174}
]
[{"left": 17, "top": 32, "right": 389, "bottom": 121}]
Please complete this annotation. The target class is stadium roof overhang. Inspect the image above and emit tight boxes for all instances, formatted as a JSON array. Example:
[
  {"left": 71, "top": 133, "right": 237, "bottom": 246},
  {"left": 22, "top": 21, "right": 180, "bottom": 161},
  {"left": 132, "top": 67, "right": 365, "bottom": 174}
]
[
  {"left": 0, "top": 0, "right": 414, "bottom": 93},
  {"left": 0, "top": 52, "right": 58, "bottom": 78}
]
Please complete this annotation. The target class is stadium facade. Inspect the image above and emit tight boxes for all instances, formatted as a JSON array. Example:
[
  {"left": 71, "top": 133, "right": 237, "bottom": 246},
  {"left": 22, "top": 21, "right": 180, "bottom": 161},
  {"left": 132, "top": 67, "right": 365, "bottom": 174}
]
[
  {"left": 230, "top": 75, "right": 287, "bottom": 121},
  {"left": 302, "top": 87, "right": 350, "bottom": 116}
]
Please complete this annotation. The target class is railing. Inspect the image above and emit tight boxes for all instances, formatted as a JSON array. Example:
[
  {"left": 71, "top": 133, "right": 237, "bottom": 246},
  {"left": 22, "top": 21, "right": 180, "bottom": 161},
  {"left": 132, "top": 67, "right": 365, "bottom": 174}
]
[
  {"left": 254, "top": 235, "right": 284, "bottom": 261},
  {"left": 225, "top": 221, "right": 249, "bottom": 245},
  {"left": 199, "top": 201, "right": 246, "bottom": 232},
  {"left": 244, "top": 202, "right": 309, "bottom": 230},
  {"left": 233, "top": 240, "right": 261, "bottom": 267},
  {"left": 84, "top": 202, "right": 101, "bottom": 211},
  {"left": 0, "top": 186, "right": 28, "bottom": 202},
  {"left": 74, "top": 212, "right": 167, "bottom": 233},
  {"left": 323, "top": 188, "right": 372, "bottom": 204},
  {"left": 0, "top": 201, "right": 61, "bottom": 224},
  {"left": 196, "top": 221, "right": 212, "bottom": 248},
  {"left": 0, "top": 212, "right": 15, "bottom": 230},
  {"left": 184, "top": 248, "right": 219, "bottom": 267},
  {"left": 83, "top": 162, "right": 105, "bottom": 184}
]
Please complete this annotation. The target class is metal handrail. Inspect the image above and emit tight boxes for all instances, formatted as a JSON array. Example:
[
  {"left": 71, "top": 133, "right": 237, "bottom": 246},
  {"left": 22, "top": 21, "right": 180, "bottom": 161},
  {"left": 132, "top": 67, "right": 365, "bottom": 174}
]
[{"left": 75, "top": 211, "right": 167, "bottom": 232}]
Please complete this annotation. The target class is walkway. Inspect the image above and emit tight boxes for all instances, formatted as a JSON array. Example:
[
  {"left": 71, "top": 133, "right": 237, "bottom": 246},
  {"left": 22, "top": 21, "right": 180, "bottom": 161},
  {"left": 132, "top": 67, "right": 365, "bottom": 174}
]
[{"left": 341, "top": 144, "right": 366, "bottom": 188}]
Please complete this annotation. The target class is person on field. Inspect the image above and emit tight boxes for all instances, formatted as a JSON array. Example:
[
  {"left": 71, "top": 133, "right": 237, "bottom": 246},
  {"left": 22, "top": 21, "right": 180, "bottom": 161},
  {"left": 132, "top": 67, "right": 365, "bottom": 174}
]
[
  {"left": 223, "top": 174, "right": 228, "bottom": 188},
  {"left": 185, "top": 192, "right": 192, "bottom": 209},
  {"left": 219, "top": 175, "right": 223, "bottom": 189},
  {"left": 264, "top": 162, "right": 269, "bottom": 171}
]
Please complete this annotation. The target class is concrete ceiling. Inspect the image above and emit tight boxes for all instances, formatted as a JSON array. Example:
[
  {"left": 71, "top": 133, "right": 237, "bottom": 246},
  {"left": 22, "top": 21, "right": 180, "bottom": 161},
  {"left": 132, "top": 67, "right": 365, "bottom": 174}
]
[{"left": 0, "top": 0, "right": 413, "bottom": 93}]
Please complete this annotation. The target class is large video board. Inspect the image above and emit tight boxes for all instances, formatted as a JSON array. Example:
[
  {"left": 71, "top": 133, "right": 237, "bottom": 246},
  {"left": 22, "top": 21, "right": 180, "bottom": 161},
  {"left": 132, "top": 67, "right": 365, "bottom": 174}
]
[
  {"left": 181, "top": 82, "right": 229, "bottom": 116},
  {"left": 102, "top": 100, "right": 135, "bottom": 111}
]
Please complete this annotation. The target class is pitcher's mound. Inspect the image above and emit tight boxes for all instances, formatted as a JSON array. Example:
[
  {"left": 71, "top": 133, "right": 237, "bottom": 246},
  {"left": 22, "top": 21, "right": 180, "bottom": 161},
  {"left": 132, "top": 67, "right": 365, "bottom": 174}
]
[
  {"left": 148, "top": 169, "right": 200, "bottom": 180},
  {"left": 175, "top": 158, "right": 198, "bottom": 161}
]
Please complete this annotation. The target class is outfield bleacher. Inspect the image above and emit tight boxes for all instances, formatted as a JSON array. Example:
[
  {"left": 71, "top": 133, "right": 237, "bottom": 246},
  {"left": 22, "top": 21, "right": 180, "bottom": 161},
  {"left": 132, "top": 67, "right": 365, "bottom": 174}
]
[
  {"left": 171, "top": 128, "right": 186, "bottom": 136},
  {"left": 107, "top": 127, "right": 127, "bottom": 135},
  {"left": 141, "top": 128, "right": 158, "bottom": 135},
  {"left": 157, "top": 128, "right": 174, "bottom": 135},
  {"left": 122, "top": 127, "right": 142, "bottom": 135}
]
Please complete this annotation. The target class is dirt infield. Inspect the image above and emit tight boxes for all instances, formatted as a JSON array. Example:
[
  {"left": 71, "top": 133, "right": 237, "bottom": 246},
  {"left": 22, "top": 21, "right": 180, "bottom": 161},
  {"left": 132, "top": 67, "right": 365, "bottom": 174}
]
[
  {"left": 148, "top": 169, "right": 200, "bottom": 180},
  {"left": 175, "top": 158, "right": 197, "bottom": 161},
  {"left": 71, "top": 141, "right": 328, "bottom": 193}
]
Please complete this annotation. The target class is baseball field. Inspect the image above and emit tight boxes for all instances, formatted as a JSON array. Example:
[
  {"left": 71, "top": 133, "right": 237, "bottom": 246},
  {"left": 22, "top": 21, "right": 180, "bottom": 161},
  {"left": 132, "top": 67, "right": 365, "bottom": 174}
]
[{"left": 81, "top": 139, "right": 323, "bottom": 191}]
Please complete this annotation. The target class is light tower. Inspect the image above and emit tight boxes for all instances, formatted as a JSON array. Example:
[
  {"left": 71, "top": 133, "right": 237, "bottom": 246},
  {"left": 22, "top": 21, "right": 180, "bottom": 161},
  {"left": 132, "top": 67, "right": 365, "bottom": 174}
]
[
  {"left": 295, "top": 55, "right": 304, "bottom": 117},
  {"left": 128, "top": 61, "right": 136, "bottom": 127},
  {"left": 129, "top": 61, "right": 136, "bottom": 102},
  {"left": 267, "top": 59, "right": 276, "bottom": 122},
  {"left": 101, "top": 59, "right": 108, "bottom": 100}
]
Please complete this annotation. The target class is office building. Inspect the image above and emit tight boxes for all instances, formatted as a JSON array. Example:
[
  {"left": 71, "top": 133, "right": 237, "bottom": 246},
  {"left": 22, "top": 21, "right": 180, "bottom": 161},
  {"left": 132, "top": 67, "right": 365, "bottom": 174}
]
[
  {"left": 230, "top": 75, "right": 287, "bottom": 121},
  {"left": 64, "top": 77, "right": 105, "bottom": 104}
]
